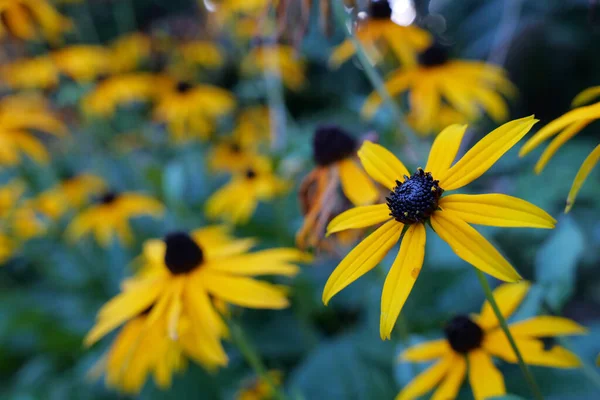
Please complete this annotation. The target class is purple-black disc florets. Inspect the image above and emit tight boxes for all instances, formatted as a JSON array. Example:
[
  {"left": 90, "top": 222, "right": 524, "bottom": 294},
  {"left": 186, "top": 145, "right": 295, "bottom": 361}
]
[
  {"left": 386, "top": 168, "right": 442, "bottom": 224},
  {"left": 444, "top": 315, "right": 484, "bottom": 354},
  {"left": 99, "top": 192, "right": 118, "bottom": 205},
  {"left": 164, "top": 232, "right": 204, "bottom": 275},
  {"left": 418, "top": 43, "right": 450, "bottom": 67}
]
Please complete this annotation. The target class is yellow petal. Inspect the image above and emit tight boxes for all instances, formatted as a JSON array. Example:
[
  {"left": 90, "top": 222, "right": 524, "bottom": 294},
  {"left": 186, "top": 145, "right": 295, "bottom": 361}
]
[
  {"left": 440, "top": 116, "right": 538, "bottom": 190},
  {"left": 431, "top": 353, "right": 466, "bottom": 400},
  {"left": 534, "top": 119, "right": 591, "bottom": 174},
  {"left": 439, "top": 194, "right": 556, "bottom": 229},
  {"left": 338, "top": 159, "right": 379, "bottom": 206},
  {"left": 468, "top": 349, "right": 506, "bottom": 400},
  {"left": 357, "top": 141, "right": 410, "bottom": 190},
  {"left": 380, "top": 223, "right": 426, "bottom": 339},
  {"left": 520, "top": 103, "right": 600, "bottom": 156},
  {"left": 469, "top": 85, "right": 509, "bottom": 122},
  {"left": 206, "top": 248, "right": 308, "bottom": 277},
  {"left": 328, "top": 39, "right": 355, "bottom": 68},
  {"left": 424, "top": 124, "right": 468, "bottom": 178},
  {"left": 566, "top": 144, "right": 600, "bottom": 213},
  {"left": 508, "top": 316, "right": 587, "bottom": 337},
  {"left": 323, "top": 219, "right": 403, "bottom": 305},
  {"left": 361, "top": 70, "right": 415, "bottom": 119},
  {"left": 396, "top": 355, "right": 452, "bottom": 400},
  {"left": 203, "top": 271, "right": 290, "bottom": 309},
  {"left": 430, "top": 211, "right": 522, "bottom": 282},
  {"left": 326, "top": 204, "right": 391, "bottom": 236},
  {"left": 400, "top": 339, "right": 451, "bottom": 362},
  {"left": 572, "top": 86, "right": 600, "bottom": 107},
  {"left": 477, "top": 281, "right": 530, "bottom": 330},
  {"left": 184, "top": 279, "right": 227, "bottom": 338}
]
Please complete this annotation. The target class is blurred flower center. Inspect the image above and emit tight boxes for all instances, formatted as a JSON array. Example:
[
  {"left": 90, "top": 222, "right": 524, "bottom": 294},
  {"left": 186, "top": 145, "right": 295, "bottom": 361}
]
[
  {"left": 418, "top": 43, "right": 450, "bottom": 67},
  {"left": 229, "top": 143, "right": 242, "bottom": 153},
  {"left": 312, "top": 125, "right": 357, "bottom": 167},
  {"left": 164, "top": 232, "right": 204, "bottom": 274},
  {"left": 444, "top": 315, "right": 484, "bottom": 353},
  {"left": 369, "top": 0, "right": 393, "bottom": 19},
  {"left": 176, "top": 81, "right": 194, "bottom": 93},
  {"left": 99, "top": 192, "right": 118, "bottom": 204},
  {"left": 245, "top": 168, "right": 257, "bottom": 179},
  {"left": 386, "top": 168, "right": 443, "bottom": 224}
]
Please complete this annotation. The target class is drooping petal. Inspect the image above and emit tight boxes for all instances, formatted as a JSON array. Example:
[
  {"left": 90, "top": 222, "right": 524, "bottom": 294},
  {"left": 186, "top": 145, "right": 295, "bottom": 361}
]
[
  {"left": 357, "top": 141, "right": 410, "bottom": 190},
  {"left": 184, "top": 278, "right": 227, "bottom": 337},
  {"left": 440, "top": 116, "right": 538, "bottom": 190},
  {"left": 534, "top": 119, "right": 591, "bottom": 174},
  {"left": 203, "top": 271, "right": 289, "bottom": 309},
  {"left": 323, "top": 220, "right": 403, "bottom": 305},
  {"left": 477, "top": 281, "right": 530, "bottom": 330},
  {"left": 572, "top": 86, "right": 600, "bottom": 107},
  {"left": 566, "top": 144, "right": 600, "bottom": 213},
  {"left": 508, "top": 316, "right": 587, "bottom": 337},
  {"left": 431, "top": 353, "right": 467, "bottom": 400},
  {"left": 380, "top": 223, "right": 426, "bottom": 339},
  {"left": 338, "top": 158, "right": 379, "bottom": 206},
  {"left": 328, "top": 39, "right": 356, "bottom": 68},
  {"left": 424, "top": 124, "right": 468, "bottom": 178},
  {"left": 430, "top": 211, "right": 522, "bottom": 282},
  {"left": 468, "top": 349, "right": 506, "bottom": 400},
  {"left": 361, "top": 70, "right": 415, "bottom": 119},
  {"left": 326, "top": 203, "right": 391, "bottom": 235},
  {"left": 400, "top": 339, "right": 451, "bottom": 362},
  {"left": 396, "top": 356, "right": 452, "bottom": 400}
]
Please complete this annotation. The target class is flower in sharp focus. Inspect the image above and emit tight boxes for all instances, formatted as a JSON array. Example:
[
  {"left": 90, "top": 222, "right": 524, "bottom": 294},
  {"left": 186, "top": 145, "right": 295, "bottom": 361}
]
[
  {"left": 153, "top": 81, "right": 236, "bottom": 142},
  {"left": 519, "top": 86, "right": 600, "bottom": 212},
  {"left": 241, "top": 42, "right": 306, "bottom": 91},
  {"left": 324, "top": 117, "right": 557, "bottom": 339},
  {"left": 1, "top": 55, "right": 60, "bottom": 90},
  {"left": 237, "top": 370, "right": 283, "bottom": 400},
  {"left": 51, "top": 45, "right": 113, "bottom": 83},
  {"left": 205, "top": 156, "right": 289, "bottom": 224},
  {"left": 0, "top": 0, "right": 72, "bottom": 43},
  {"left": 66, "top": 191, "right": 164, "bottom": 246},
  {"left": 397, "top": 282, "right": 585, "bottom": 400},
  {"left": 330, "top": 0, "right": 431, "bottom": 69},
  {"left": 85, "top": 227, "right": 308, "bottom": 389},
  {"left": 296, "top": 125, "right": 379, "bottom": 250},
  {"left": 362, "top": 43, "right": 516, "bottom": 134}
]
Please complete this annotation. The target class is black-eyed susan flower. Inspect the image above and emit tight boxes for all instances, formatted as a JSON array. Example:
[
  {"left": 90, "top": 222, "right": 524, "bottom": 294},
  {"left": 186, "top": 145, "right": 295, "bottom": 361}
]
[
  {"left": 324, "top": 117, "right": 557, "bottom": 339},
  {"left": 153, "top": 81, "right": 236, "bottom": 142},
  {"left": 296, "top": 125, "right": 379, "bottom": 250},
  {"left": 85, "top": 227, "right": 307, "bottom": 388},
  {"left": 207, "top": 139, "right": 261, "bottom": 174},
  {"left": 66, "top": 191, "right": 164, "bottom": 246},
  {"left": 232, "top": 106, "right": 272, "bottom": 147},
  {"left": 0, "top": 94, "right": 67, "bottom": 166},
  {"left": 0, "top": 55, "right": 60, "bottom": 90},
  {"left": 51, "top": 45, "right": 113, "bottom": 83},
  {"left": 108, "top": 32, "right": 152, "bottom": 74},
  {"left": 237, "top": 370, "right": 283, "bottom": 400},
  {"left": 330, "top": 0, "right": 431, "bottom": 68},
  {"left": 241, "top": 42, "right": 306, "bottom": 91},
  {"left": 397, "top": 282, "right": 585, "bottom": 400},
  {"left": 0, "top": 232, "right": 15, "bottom": 265},
  {"left": 0, "top": 0, "right": 72, "bottom": 43},
  {"left": 362, "top": 43, "right": 516, "bottom": 134},
  {"left": 0, "top": 179, "right": 26, "bottom": 219},
  {"left": 206, "top": 156, "right": 288, "bottom": 224},
  {"left": 519, "top": 86, "right": 600, "bottom": 212},
  {"left": 176, "top": 40, "right": 224, "bottom": 69}
]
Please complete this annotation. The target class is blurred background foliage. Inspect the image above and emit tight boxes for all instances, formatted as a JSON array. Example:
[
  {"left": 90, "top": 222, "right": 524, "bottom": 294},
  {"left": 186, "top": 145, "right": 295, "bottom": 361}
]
[{"left": 1, "top": 0, "right": 600, "bottom": 399}]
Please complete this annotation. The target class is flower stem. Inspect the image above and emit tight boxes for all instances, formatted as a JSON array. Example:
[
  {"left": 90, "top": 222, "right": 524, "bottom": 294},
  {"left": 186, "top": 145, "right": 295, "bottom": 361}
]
[
  {"left": 474, "top": 270, "right": 544, "bottom": 400},
  {"left": 230, "top": 321, "right": 288, "bottom": 400}
]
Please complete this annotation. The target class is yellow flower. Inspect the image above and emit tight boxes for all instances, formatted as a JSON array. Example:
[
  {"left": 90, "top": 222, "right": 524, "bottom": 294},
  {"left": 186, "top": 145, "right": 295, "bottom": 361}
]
[
  {"left": 397, "top": 282, "right": 585, "bottom": 400},
  {"left": 85, "top": 226, "right": 308, "bottom": 386},
  {"left": 51, "top": 45, "right": 112, "bottom": 83},
  {"left": 324, "top": 117, "right": 557, "bottom": 339},
  {"left": 407, "top": 104, "right": 469, "bottom": 136},
  {"left": 177, "top": 40, "right": 224, "bottom": 68},
  {"left": 241, "top": 43, "right": 306, "bottom": 91},
  {"left": 232, "top": 106, "right": 272, "bottom": 147},
  {"left": 237, "top": 370, "right": 283, "bottom": 400},
  {"left": 362, "top": 43, "right": 516, "bottom": 134},
  {"left": 207, "top": 140, "right": 261, "bottom": 174},
  {"left": 82, "top": 73, "right": 174, "bottom": 117},
  {"left": 108, "top": 32, "right": 152, "bottom": 74},
  {"left": 206, "top": 156, "right": 289, "bottom": 224},
  {"left": 153, "top": 82, "right": 236, "bottom": 142},
  {"left": 12, "top": 203, "right": 47, "bottom": 240},
  {"left": 0, "top": 0, "right": 72, "bottom": 43},
  {"left": 519, "top": 86, "right": 600, "bottom": 212},
  {"left": 330, "top": 1, "right": 431, "bottom": 68},
  {"left": 66, "top": 192, "right": 164, "bottom": 246},
  {"left": 0, "top": 94, "right": 67, "bottom": 166},
  {"left": 0, "top": 55, "right": 60, "bottom": 90},
  {"left": 0, "top": 232, "right": 15, "bottom": 265},
  {"left": 0, "top": 179, "right": 26, "bottom": 219},
  {"left": 296, "top": 126, "right": 379, "bottom": 250}
]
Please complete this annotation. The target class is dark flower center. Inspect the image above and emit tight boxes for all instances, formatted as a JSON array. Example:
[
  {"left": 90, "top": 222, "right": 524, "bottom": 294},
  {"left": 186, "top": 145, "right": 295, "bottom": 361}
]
[
  {"left": 176, "top": 81, "right": 194, "bottom": 93},
  {"left": 245, "top": 168, "right": 257, "bottom": 179},
  {"left": 164, "top": 232, "right": 204, "bottom": 275},
  {"left": 230, "top": 143, "right": 242, "bottom": 153},
  {"left": 418, "top": 43, "right": 450, "bottom": 67},
  {"left": 99, "top": 192, "right": 118, "bottom": 204},
  {"left": 444, "top": 315, "right": 484, "bottom": 354},
  {"left": 369, "top": 0, "right": 392, "bottom": 19},
  {"left": 312, "top": 125, "right": 358, "bottom": 167},
  {"left": 386, "top": 168, "right": 442, "bottom": 224}
]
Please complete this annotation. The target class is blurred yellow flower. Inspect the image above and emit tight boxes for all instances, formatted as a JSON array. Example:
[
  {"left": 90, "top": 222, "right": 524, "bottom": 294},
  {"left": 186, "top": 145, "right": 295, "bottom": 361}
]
[
  {"left": 362, "top": 44, "right": 516, "bottom": 134},
  {"left": 519, "top": 86, "right": 600, "bottom": 212},
  {"left": 0, "top": 0, "right": 72, "bottom": 43},
  {"left": 153, "top": 82, "right": 236, "bottom": 142},
  {"left": 330, "top": 1, "right": 431, "bottom": 68},
  {"left": 177, "top": 40, "right": 224, "bottom": 68},
  {"left": 12, "top": 204, "right": 47, "bottom": 240},
  {"left": 233, "top": 106, "right": 272, "bottom": 147},
  {"left": 0, "top": 179, "right": 26, "bottom": 219},
  {"left": 34, "top": 174, "right": 106, "bottom": 220},
  {"left": 206, "top": 156, "right": 289, "bottom": 224},
  {"left": 109, "top": 32, "right": 152, "bottom": 74},
  {"left": 241, "top": 43, "right": 306, "bottom": 91},
  {"left": 237, "top": 370, "right": 283, "bottom": 400},
  {"left": 66, "top": 192, "right": 164, "bottom": 246},
  {"left": 207, "top": 140, "right": 261, "bottom": 174},
  {"left": 85, "top": 226, "right": 307, "bottom": 388},
  {"left": 323, "top": 117, "right": 557, "bottom": 339},
  {"left": 51, "top": 45, "right": 112, "bottom": 83},
  {"left": 397, "top": 282, "right": 585, "bottom": 400},
  {"left": 0, "top": 232, "right": 15, "bottom": 265},
  {"left": 0, "top": 55, "right": 60, "bottom": 90}
]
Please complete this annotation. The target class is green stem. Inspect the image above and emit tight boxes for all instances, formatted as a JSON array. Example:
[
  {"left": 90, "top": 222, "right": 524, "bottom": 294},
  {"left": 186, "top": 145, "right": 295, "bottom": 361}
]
[
  {"left": 230, "top": 321, "right": 288, "bottom": 400},
  {"left": 474, "top": 270, "right": 544, "bottom": 400}
]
